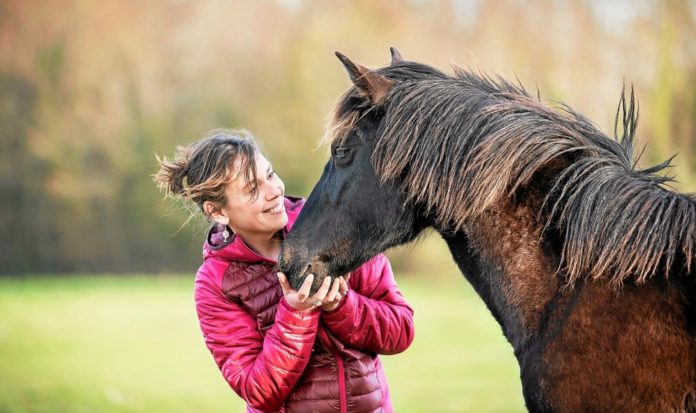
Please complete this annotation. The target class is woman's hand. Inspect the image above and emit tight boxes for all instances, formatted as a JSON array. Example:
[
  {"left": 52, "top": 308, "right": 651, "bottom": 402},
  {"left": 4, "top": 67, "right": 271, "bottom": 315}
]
[
  {"left": 277, "top": 272, "right": 332, "bottom": 311},
  {"left": 321, "top": 273, "right": 351, "bottom": 312}
]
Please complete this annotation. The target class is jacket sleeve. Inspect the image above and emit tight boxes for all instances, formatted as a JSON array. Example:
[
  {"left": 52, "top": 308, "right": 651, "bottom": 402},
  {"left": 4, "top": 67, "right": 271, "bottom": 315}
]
[
  {"left": 195, "top": 262, "right": 319, "bottom": 412},
  {"left": 321, "top": 254, "right": 415, "bottom": 355}
]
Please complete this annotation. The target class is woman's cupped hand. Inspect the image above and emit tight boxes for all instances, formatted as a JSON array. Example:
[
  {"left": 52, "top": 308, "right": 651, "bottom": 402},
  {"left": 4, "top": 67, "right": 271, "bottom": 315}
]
[{"left": 277, "top": 272, "right": 350, "bottom": 312}]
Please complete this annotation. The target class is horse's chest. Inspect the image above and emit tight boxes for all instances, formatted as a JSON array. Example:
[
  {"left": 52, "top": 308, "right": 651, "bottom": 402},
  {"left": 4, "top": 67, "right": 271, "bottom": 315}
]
[{"left": 221, "top": 262, "right": 283, "bottom": 333}]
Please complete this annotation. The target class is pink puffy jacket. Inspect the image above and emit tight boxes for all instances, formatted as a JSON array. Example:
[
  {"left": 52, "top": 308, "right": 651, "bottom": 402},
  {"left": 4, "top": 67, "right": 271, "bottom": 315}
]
[{"left": 194, "top": 196, "right": 415, "bottom": 413}]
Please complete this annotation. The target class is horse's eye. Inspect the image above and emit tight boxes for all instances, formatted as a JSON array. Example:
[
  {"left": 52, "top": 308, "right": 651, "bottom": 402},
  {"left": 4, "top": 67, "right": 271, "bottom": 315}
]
[{"left": 333, "top": 147, "right": 350, "bottom": 160}]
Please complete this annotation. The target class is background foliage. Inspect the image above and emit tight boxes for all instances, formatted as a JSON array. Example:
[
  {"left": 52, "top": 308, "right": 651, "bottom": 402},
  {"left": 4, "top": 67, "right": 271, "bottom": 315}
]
[{"left": 2, "top": 0, "right": 695, "bottom": 276}]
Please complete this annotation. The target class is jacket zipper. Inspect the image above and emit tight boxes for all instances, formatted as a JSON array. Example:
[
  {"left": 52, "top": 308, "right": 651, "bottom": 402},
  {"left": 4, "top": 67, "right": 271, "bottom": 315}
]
[{"left": 318, "top": 327, "right": 348, "bottom": 413}]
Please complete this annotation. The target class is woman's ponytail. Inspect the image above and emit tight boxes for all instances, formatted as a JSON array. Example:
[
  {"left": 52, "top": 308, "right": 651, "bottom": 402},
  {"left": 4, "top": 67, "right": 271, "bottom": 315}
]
[{"left": 154, "top": 145, "right": 193, "bottom": 198}]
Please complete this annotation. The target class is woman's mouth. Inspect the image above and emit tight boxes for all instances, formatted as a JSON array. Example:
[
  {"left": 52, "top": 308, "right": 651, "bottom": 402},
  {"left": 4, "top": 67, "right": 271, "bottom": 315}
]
[{"left": 263, "top": 202, "right": 285, "bottom": 214}]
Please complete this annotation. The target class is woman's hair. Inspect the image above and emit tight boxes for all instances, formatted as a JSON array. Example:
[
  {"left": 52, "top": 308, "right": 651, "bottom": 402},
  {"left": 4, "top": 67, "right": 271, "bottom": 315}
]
[{"left": 153, "top": 129, "right": 259, "bottom": 222}]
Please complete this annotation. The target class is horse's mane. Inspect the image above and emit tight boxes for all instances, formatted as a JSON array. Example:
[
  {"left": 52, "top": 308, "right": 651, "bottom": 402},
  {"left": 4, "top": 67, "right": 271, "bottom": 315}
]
[{"left": 329, "top": 62, "right": 696, "bottom": 286}]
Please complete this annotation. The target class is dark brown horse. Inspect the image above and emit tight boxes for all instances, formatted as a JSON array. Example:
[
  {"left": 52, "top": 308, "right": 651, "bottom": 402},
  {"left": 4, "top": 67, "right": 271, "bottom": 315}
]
[{"left": 279, "top": 48, "right": 696, "bottom": 412}]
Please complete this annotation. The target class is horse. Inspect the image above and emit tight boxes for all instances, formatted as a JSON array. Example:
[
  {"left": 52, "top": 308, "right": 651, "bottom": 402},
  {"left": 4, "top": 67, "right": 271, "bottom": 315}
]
[{"left": 279, "top": 48, "right": 696, "bottom": 412}]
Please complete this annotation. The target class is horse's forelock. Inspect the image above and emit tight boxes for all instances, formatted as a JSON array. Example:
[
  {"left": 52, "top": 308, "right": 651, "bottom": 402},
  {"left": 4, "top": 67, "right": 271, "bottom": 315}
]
[{"left": 322, "top": 95, "right": 362, "bottom": 148}]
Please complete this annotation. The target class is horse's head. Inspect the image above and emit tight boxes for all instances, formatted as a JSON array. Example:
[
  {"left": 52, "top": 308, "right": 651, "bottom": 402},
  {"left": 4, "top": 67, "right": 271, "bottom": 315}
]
[{"left": 280, "top": 48, "right": 431, "bottom": 290}]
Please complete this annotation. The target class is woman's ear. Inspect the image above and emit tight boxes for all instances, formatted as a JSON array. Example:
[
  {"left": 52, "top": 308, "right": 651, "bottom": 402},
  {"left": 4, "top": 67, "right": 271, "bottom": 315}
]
[{"left": 203, "top": 200, "right": 229, "bottom": 226}]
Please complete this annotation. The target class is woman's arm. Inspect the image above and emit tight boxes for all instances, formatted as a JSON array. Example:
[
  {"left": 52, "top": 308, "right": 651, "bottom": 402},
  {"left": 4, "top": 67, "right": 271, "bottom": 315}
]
[
  {"left": 195, "top": 264, "right": 319, "bottom": 412},
  {"left": 320, "top": 254, "right": 415, "bottom": 355}
]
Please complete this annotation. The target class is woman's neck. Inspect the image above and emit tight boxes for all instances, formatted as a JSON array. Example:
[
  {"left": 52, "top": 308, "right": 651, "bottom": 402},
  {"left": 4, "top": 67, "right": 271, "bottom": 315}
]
[{"left": 237, "top": 230, "right": 283, "bottom": 261}]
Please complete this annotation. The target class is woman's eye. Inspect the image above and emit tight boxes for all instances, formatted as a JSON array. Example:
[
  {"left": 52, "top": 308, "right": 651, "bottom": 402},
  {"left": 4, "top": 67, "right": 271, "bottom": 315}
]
[{"left": 267, "top": 170, "right": 275, "bottom": 179}]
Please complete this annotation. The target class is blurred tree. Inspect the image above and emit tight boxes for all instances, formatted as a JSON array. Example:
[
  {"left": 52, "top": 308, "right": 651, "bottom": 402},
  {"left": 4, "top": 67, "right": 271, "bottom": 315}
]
[{"left": 0, "top": 72, "right": 58, "bottom": 273}]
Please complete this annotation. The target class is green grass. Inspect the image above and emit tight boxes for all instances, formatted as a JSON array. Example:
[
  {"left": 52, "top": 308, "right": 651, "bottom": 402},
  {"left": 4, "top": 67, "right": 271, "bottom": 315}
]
[{"left": 0, "top": 274, "right": 524, "bottom": 412}]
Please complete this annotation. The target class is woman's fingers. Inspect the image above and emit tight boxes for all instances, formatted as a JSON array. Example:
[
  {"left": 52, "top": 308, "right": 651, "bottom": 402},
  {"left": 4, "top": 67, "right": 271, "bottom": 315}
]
[
  {"left": 296, "top": 273, "right": 314, "bottom": 303},
  {"left": 277, "top": 272, "right": 291, "bottom": 296},
  {"left": 310, "top": 276, "right": 332, "bottom": 303},
  {"left": 338, "top": 276, "right": 349, "bottom": 295},
  {"left": 323, "top": 277, "right": 341, "bottom": 303},
  {"left": 282, "top": 274, "right": 340, "bottom": 310}
]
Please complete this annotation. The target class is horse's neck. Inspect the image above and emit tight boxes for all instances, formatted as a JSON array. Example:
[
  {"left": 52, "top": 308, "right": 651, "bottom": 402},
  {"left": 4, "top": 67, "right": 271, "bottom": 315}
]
[{"left": 441, "top": 202, "right": 563, "bottom": 351}]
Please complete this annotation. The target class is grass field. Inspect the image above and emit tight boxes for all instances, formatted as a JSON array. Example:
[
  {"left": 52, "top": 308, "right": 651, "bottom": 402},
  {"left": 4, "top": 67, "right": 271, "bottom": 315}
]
[{"left": 0, "top": 273, "right": 524, "bottom": 412}]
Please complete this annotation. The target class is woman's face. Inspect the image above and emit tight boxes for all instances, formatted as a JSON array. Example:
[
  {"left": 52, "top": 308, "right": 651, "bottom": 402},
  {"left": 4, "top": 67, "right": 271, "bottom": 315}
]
[{"left": 217, "top": 153, "right": 288, "bottom": 237}]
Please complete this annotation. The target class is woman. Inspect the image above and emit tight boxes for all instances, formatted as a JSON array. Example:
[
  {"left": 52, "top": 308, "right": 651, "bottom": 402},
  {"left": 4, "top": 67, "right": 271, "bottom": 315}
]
[{"left": 154, "top": 129, "right": 414, "bottom": 413}]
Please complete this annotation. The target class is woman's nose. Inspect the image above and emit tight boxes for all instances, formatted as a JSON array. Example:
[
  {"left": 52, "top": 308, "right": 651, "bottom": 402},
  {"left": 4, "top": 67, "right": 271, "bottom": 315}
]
[{"left": 265, "top": 180, "right": 283, "bottom": 200}]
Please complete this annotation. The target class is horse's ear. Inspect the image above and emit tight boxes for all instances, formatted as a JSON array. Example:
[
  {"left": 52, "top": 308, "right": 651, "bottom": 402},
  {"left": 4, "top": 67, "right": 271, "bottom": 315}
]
[
  {"left": 335, "top": 51, "right": 394, "bottom": 104},
  {"left": 389, "top": 47, "right": 403, "bottom": 65}
]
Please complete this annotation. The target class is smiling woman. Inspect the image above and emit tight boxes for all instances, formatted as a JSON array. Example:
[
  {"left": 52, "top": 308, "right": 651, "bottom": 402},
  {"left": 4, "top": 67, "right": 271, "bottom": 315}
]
[{"left": 153, "top": 129, "right": 415, "bottom": 413}]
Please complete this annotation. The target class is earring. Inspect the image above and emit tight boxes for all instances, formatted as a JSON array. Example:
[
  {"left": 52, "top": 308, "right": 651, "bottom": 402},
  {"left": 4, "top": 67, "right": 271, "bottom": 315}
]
[{"left": 222, "top": 227, "right": 230, "bottom": 241}]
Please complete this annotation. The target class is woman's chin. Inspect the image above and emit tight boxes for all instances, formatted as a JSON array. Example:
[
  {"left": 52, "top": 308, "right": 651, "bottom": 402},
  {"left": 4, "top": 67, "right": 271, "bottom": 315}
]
[{"left": 264, "top": 213, "right": 288, "bottom": 232}]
